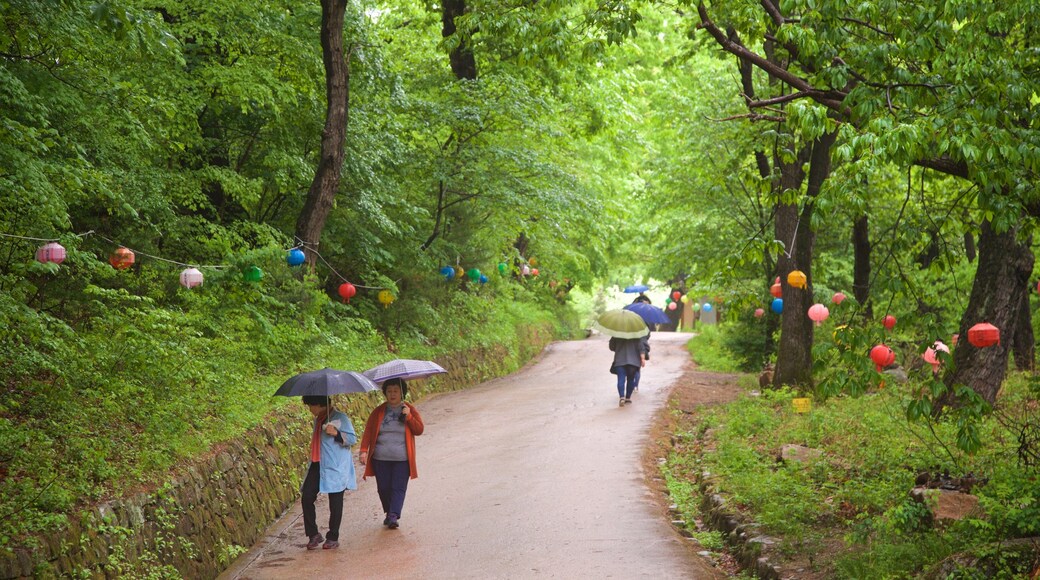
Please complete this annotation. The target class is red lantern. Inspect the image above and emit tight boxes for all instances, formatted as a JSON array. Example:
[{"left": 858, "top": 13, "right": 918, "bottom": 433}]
[
  {"left": 967, "top": 322, "right": 1000, "bottom": 348},
  {"left": 882, "top": 315, "right": 897, "bottom": 331},
  {"left": 832, "top": 292, "right": 846, "bottom": 304},
  {"left": 36, "top": 242, "right": 66, "bottom": 265},
  {"left": 531, "top": 268, "right": 539, "bottom": 276},
  {"left": 770, "top": 277, "right": 782, "bottom": 298},
  {"left": 754, "top": 308, "right": 765, "bottom": 318},
  {"left": 807, "top": 303, "right": 829, "bottom": 326},
  {"left": 109, "top": 247, "right": 135, "bottom": 270},
  {"left": 672, "top": 291, "right": 681, "bottom": 301},
  {"left": 870, "top": 344, "right": 895, "bottom": 371},
  {"left": 338, "top": 282, "right": 356, "bottom": 303},
  {"left": 1037, "top": 279, "right": 1040, "bottom": 295},
  {"left": 951, "top": 333, "right": 959, "bottom": 345}
]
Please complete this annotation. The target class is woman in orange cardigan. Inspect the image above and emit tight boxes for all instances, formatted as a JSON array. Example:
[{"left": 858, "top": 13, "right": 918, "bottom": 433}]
[{"left": 358, "top": 378, "right": 424, "bottom": 529}]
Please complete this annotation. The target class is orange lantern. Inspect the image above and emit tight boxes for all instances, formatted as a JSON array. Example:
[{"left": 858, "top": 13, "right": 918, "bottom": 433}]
[
  {"left": 787, "top": 270, "right": 807, "bottom": 289},
  {"left": 338, "top": 282, "right": 356, "bottom": 303},
  {"left": 967, "top": 322, "right": 1000, "bottom": 347},
  {"left": 109, "top": 247, "right": 135, "bottom": 270},
  {"left": 870, "top": 344, "right": 895, "bottom": 371},
  {"left": 531, "top": 268, "right": 539, "bottom": 276},
  {"left": 770, "top": 277, "right": 782, "bottom": 298},
  {"left": 882, "top": 315, "right": 897, "bottom": 331}
]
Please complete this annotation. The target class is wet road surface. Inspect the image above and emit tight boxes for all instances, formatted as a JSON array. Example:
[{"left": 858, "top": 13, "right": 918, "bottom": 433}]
[{"left": 220, "top": 333, "right": 719, "bottom": 580}]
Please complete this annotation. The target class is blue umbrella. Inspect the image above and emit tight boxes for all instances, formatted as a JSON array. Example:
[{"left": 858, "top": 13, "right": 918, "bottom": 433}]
[
  {"left": 623, "top": 284, "right": 649, "bottom": 293},
  {"left": 623, "top": 302, "right": 670, "bottom": 325}
]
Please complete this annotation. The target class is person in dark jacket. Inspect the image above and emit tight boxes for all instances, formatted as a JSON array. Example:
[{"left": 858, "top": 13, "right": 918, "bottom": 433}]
[{"left": 609, "top": 337, "right": 646, "bottom": 406}]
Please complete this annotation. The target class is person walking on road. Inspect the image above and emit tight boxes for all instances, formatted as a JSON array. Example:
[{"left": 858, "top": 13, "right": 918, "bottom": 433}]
[
  {"left": 300, "top": 395, "right": 358, "bottom": 550},
  {"left": 358, "top": 378, "right": 425, "bottom": 529},
  {"left": 609, "top": 337, "right": 646, "bottom": 406}
]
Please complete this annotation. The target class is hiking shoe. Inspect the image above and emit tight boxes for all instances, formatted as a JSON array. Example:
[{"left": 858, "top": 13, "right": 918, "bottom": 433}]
[
  {"left": 322, "top": 540, "right": 339, "bottom": 550},
  {"left": 387, "top": 515, "right": 399, "bottom": 529},
  {"left": 624, "top": 398, "right": 632, "bottom": 404},
  {"left": 306, "top": 534, "right": 324, "bottom": 550},
  {"left": 383, "top": 515, "right": 391, "bottom": 526},
  {"left": 619, "top": 398, "right": 625, "bottom": 407}
]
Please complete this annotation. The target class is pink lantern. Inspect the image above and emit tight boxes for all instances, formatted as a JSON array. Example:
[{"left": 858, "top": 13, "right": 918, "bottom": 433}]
[
  {"left": 951, "top": 333, "right": 959, "bottom": 346},
  {"left": 922, "top": 341, "right": 950, "bottom": 372},
  {"left": 882, "top": 315, "right": 897, "bottom": 331},
  {"left": 807, "top": 303, "right": 829, "bottom": 326},
  {"left": 36, "top": 242, "right": 67, "bottom": 265},
  {"left": 832, "top": 292, "right": 846, "bottom": 304},
  {"left": 179, "top": 267, "right": 204, "bottom": 289},
  {"left": 754, "top": 308, "right": 765, "bottom": 318},
  {"left": 668, "top": 302, "right": 677, "bottom": 311},
  {"left": 522, "top": 265, "right": 531, "bottom": 276}
]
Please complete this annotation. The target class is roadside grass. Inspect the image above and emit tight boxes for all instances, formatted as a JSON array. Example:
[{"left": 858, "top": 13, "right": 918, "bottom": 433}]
[{"left": 667, "top": 330, "right": 1040, "bottom": 578}]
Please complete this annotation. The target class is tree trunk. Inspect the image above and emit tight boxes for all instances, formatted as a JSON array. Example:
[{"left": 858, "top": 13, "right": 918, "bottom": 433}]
[
  {"left": 773, "top": 132, "right": 836, "bottom": 389},
  {"left": 941, "top": 220, "right": 1034, "bottom": 407},
  {"left": 852, "top": 214, "right": 872, "bottom": 317},
  {"left": 1011, "top": 267, "right": 1035, "bottom": 372},
  {"left": 442, "top": 0, "right": 477, "bottom": 80},
  {"left": 295, "top": 0, "right": 350, "bottom": 267}
]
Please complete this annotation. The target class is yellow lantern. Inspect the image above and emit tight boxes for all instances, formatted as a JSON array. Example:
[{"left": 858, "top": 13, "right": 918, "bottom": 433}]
[
  {"left": 529, "top": 257, "right": 538, "bottom": 266},
  {"left": 787, "top": 270, "right": 807, "bottom": 289},
  {"left": 680, "top": 295, "right": 689, "bottom": 304},
  {"left": 377, "top": 290, "right": 395, "bottom": 307}
]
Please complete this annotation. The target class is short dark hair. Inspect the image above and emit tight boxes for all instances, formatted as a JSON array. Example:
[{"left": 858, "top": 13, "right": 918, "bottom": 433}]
[
  {"left": 302, "top": 395, "right": 328, "bottom": 407},
  {"left": 381, "top": 378, "right": 408, "bottom": 399}
]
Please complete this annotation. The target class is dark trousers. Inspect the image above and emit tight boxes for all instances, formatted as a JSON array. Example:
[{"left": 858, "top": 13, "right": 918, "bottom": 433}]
[
  {"left": 615, "top": 364, "right": 638, "bottom": 398},
  {"left": 302, "top": 462, "right": 344, "bottom": 540},
  {"left": 372, "top": 458, "right": 411, "bottom": 518}
]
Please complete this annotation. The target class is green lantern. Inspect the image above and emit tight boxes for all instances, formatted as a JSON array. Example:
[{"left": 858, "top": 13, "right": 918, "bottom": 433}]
[
  {"left": 243, "top": 265, "right": 263, "bottom": 282},
  {"left": 692, "top": 302, "right": 701, "bottom": 312},
  {"left": 467, "top": 268, "right": 481, "bottom": 282},
  {"left": 498, "top": 262, "right": 507, "bottom": 274}
]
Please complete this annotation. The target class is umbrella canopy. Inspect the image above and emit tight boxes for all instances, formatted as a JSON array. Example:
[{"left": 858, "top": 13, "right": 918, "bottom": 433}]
[
  {"left": 595, "top": 309, "right": 650, "bottom": 339},
  {"left": 364, "top": 359, "right": 447, "bottom": 384},
  {"left": 623, "top": 302, "right": 670, "bottom": 325},
  {"left": 623, "top": 284, "right": 649, "bottom": 293},
  {"left": 274, "top": 368, "right": 379, "bottom": 397}
]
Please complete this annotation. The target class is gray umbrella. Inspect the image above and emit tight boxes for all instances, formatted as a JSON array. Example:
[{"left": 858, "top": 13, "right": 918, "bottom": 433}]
[
  {"left": 363, "top": 359, "right": 446, "bottom": 384},
  {"left": 273, "top": 368, "right": 379, "bottom": 397}
]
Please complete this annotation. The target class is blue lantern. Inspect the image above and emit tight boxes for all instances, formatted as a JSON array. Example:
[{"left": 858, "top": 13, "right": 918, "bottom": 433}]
[
  {"left": 440, "top": 266, "right": 455, "bottom": 280},
  {"left": 479, "top": 274, "right": 488, "bottom": 284},
  {"left": 287, "top": 248, "right": 305, "bottom": 266},
  {"left": 771, "top": 298, "right": 783, "bottom": 314},
  {"left": 702, "top": 303, "right": 713, "bottom": 312}
]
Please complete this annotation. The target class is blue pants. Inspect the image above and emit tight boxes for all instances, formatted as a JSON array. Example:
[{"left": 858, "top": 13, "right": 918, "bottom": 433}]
[
  {"left": 372, "top": 458, "right": 411, "bottom": 518},
  {"left": 615, "top": 365, "right": 638, "bottom": 398}
]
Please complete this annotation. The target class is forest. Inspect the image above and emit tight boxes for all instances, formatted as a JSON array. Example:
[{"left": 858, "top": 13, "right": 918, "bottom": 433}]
[{"left": 2, "top": 0, "right": 1039, "bottom": 577}]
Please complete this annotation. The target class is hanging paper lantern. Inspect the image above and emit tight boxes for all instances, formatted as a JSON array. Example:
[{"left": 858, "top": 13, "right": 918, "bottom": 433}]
[
  {"left": 438, "top": 266, "right": 453, "bottom": 280},
  {"left": 287, "top": 249, "right": 305, "bottom": 266},
  {"left": 770, "top": 277, "right": 782, "bottom": 298},
  {"left": 243, "top": 265, "right": 263, "bottom": 282},
  {"left": 338, "top": 282, "right": 356, "bottom": 303},
  {"left": 967, "top": 322, "right": 1000, "bottom": 347},
  {"left": 479, "top": 274, "right": 488, "bottom": 284},
  {"left": 498, "top": 262, "right": 507, "bottom": 274},
  {"left": 787, "top": 270, "right": 807, "bottom": 289},
  {"left": 36, "top": 242, "right": 66, "bottom": 265},
  {"left": 680, "top": 295, "right": 689, "bottom": 304},
  {"left": 377, "top": 290, "right": 395, "bottom": 307},
  {"left": 668, "top": 302, "right": 677, "bottom": 311},
  {"left": 467, "top": 268, "right": 481, "bottom": 282},
  {"left": 529, "top": 257, "right": 538, "bottom": 266},
  {"left": 531, "top": 268, "right": 539, "bottom": 276},
  {"left": 832, "top": 292, "right": 846, "bottom": 304},
  {"left": 807, "top": 303, "right": 829, "bottom": 326},
  {"left": 869, "top": 344, "right": 895, "bottom": 371},
  {"left": 109, "top": 247, "right": 135, "bottom": 270},
  {"left": 692, "top": 303, "right": 701, "bottom": 312},
  {"left": 179, "top": 267, "right": 204, "bottom": 289},
  {"left": 922, "top": 341, "right": 950, "bottom": 371},
  {"left": 672, "top": 291, "right": 681, "bottom": 301},
  {"left": 951, "top": 333, "right": 960, "bottom": 345},
  {"left": 522, "top": 265, "right": 531, "bottom": 276},
  {"left": 665, "top": 298, "right": 672, "bottom": 305},
  {"left": 754, "top": 308, "right": 765, "bottom": 318},
  {"left": 771, "top": 298, "right": 783, "bottom": 314},
  {"left": 455, "top": 267, "right": 465, "bottom": 279},
  {"left": 882, "top": 315, "right": 897, "bottom": 331},
  {"left": 702, "top": 303, "right": 713, "bottom": 312},
  {"left": 1037, "top": 279, "right": 1040, "bottom": 295}
]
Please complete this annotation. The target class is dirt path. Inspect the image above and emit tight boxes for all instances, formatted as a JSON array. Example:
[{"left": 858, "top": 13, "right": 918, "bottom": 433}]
[{"left": 221, "top": 333, "right": 728, "bottom": 580}]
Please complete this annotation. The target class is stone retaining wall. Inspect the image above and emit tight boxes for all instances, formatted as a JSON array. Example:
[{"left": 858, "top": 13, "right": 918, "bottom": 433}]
[{"left": 1, "top": 323, "right": 555, "bottom": 579}]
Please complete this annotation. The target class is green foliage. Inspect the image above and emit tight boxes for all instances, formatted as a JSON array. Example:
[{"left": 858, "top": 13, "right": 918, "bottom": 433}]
[{"left": 685, "top": 325, "right": 745, "bottom": 373}]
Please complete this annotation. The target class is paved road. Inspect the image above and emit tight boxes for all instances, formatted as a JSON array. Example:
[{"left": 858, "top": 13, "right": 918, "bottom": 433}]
[{"left": 221, "top": 333, "right": 719, "bottom": 580}]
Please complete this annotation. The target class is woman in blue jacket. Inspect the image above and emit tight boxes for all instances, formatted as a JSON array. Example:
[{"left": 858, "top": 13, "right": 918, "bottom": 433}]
[{"left": 301, "top": 395, "right": 358, "bottom": 550}]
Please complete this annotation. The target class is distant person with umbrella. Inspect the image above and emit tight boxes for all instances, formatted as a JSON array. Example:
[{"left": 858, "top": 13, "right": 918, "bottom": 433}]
[
  {"left": 596, "top": 309, "right": 650, "bottom": 407},
  {"left": 358, "top": 377, "right": 426, "bottom": 529},
  {"left": 274, "top": 368, "right": 375, "bottom": 550},
  {"left": 632, "top": 293, "right": 651, "bottom": 305},
  {"left": 300, "top": 395, "right": 358, "bottom": 550}
]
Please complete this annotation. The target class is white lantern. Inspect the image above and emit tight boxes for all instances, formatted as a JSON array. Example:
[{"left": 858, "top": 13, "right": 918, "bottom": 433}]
[{"left": 179, "top": 267, "right": 204, "bottom": 288}]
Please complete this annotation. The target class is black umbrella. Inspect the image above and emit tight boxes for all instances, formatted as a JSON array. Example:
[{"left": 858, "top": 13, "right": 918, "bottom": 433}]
[{"left": 274, "top": 367, "right": 379, "bottom": 397}]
